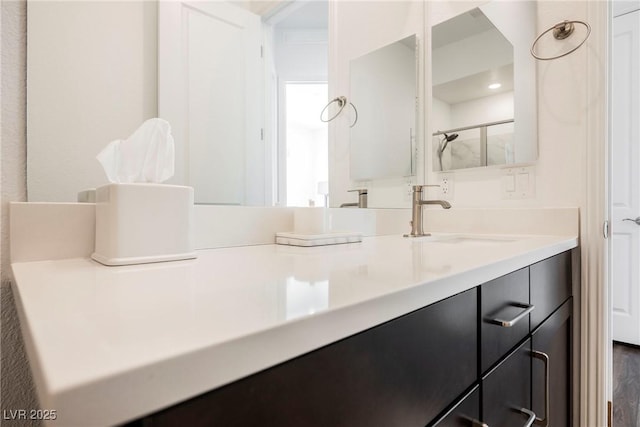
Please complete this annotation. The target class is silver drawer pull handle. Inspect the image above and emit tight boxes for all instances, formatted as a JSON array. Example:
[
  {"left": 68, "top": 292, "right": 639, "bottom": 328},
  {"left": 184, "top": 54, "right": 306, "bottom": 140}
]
[
  {"left": 623, "top": 217, "right": 640, "bottom": 226},
  {"left": 519, "top": 408, "right": 537, "bottom": 427},
  {"left": 532, "top": 350, "right": 550, "bottom": 427},
  {"left": 470, "top": 420, "right": 489, "bottom": 427},
  {"left": 488, "top": 303, "right": 535, "bottom": 327}
]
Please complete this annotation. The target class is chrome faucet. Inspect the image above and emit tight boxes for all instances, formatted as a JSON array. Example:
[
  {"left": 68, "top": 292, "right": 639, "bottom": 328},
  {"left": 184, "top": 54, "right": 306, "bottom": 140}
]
[
  {"left": 404, "top": 185, "right": 451, "bottom": 237},
  {"left": 340, "top": 189, "right": 368, "bottom": 208}
]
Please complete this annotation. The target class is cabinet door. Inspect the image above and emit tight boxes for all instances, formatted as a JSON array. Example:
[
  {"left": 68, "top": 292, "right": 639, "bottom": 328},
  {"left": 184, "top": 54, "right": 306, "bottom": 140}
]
[
  {"left": 482, "top": 340, "right": 534, "bottom": 427},
  {"left": 481, "top": 267, "right": 531, "bottom": 373},
  {"left": 137, "top": 289, "right": 478, "bottom": 427},
  {"left": 431, "top": 385, "right": 483, "bottom": 427},
  {"left": 530, "top": 251, "right": 571, "bottom": 330},
  {"left": 531, "top": 298, "right": 572, "bottom": 427}
]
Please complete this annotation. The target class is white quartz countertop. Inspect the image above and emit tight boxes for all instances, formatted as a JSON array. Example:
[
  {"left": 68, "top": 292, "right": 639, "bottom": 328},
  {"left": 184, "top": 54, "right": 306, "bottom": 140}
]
[{"left": 12, "top": 233, "right": 577, "bottom": 426}]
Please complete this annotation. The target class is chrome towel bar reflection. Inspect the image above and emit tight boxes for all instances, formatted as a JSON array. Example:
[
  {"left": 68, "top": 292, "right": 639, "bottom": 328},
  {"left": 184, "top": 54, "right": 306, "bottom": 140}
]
[
  {"left": 530, "top": 19, "right": 591, "bottom": 61},
  {"left": 433, "top": 118, "right": 514, "bottom": 136},
  {"left": 320, "top": 96, "right": 358, "bottom": 127}
]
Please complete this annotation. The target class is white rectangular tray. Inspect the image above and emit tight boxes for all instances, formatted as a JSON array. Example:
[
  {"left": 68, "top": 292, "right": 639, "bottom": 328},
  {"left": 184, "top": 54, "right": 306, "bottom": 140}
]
[{"left": 275, "top": 231, "right": 363, "bottom": 247}]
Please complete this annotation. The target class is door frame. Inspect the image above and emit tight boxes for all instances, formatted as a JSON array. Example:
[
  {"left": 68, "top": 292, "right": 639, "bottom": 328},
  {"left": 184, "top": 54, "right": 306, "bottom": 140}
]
[
  {"left": 606, "top": 1, "right": 640, "bottom": 424},
  {"left": 583, "top": 1, "right": 610, "bottom": 426}
]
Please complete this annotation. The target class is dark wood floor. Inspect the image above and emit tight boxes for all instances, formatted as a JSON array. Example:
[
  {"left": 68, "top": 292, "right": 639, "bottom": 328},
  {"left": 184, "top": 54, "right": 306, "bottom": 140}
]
[{"left": 614, "top": 342, "right": 640, "bottom": 426}]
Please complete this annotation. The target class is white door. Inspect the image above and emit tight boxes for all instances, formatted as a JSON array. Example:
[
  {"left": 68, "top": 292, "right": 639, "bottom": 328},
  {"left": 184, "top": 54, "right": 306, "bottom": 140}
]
[
  {"left": 612, "top": 8, "right": 640, "bottom": 344},
  {"left": 159, "top": 1, "right": 263, "bottom": 205}
]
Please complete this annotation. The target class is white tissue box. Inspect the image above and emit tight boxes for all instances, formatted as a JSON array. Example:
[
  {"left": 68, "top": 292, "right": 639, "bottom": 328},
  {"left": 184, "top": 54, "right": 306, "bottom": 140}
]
[{"left": 92, "top": 183, "right": 196, "bottom": 266}]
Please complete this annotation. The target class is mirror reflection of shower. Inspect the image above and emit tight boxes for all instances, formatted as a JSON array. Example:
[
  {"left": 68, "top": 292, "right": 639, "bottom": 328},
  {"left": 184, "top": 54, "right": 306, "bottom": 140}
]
[
  {"left": 437, "top": 132, "right": 459, "bottom": 171},
  {"left": 433, "top": 119, "right": 514, "bottom": 171}
]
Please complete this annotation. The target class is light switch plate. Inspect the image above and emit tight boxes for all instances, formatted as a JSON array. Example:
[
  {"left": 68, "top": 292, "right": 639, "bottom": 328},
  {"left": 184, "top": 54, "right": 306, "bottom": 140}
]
[{"left": 502, "top": 166, "right": 535, "bottom": 199}]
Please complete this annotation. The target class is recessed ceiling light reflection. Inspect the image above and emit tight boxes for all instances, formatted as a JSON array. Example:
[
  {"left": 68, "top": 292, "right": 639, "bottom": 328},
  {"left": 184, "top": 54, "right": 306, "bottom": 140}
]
[{"left": 488, "top": 83, "right": 502, "bottom": 90}]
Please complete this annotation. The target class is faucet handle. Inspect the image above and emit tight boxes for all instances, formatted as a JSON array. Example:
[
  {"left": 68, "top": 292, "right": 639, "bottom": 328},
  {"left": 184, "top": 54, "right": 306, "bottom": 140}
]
[
  {"left": 348, "top": 189, "right": 368, "bottom": 194},
  {"left": 412, "top": 185, "right": 439, "bottom": 192}
]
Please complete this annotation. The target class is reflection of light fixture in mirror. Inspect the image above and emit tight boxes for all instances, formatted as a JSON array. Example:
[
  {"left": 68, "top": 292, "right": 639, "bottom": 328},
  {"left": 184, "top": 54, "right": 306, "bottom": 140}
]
[
  {"left": 437, "top": 133, "right": 459, "bottom": 171},
  {"left": 317, "top": 181, "right": 329, "bottom": 207},
  {"left": 488, "top": 83, "right": 501, "bottom": 90}
]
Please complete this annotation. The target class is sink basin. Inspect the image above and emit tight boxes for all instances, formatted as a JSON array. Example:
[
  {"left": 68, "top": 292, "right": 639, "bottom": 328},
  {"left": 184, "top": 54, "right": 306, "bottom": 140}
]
[{"left": 408, "top": 234, "right": 521, "bottom": 245}]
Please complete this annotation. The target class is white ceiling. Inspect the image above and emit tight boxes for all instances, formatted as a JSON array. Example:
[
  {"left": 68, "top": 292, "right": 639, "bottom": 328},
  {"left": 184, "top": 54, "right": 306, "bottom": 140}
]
[
  {"left": 433, "top": 63, "right": 514, "bottom": 105},
  {"left": 432, "top": 8, "right": 495, "bottom": 49},
  {"left": 273, "top": 0, "right": 328, "bottom": 29}
]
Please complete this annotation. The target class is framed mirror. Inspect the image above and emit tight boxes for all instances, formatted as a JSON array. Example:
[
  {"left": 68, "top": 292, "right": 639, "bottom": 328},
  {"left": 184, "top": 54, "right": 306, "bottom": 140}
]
[
  {"left": 25, "top": 0, "right": 330, "bottom": 207},
  {"left": 431, "top": 2, "right": 537, "bottom": 172},
  {"left": 349, "top": 34, "right": 417, "bottom": 180}
]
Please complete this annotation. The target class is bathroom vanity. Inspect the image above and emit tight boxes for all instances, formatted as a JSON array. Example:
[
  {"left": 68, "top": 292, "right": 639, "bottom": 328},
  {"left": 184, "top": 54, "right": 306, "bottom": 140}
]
[
  {"left": 10, "top": 231, "right": 577, "bottom": 427},
  {"left": 125, "top": 251, "right": 573, "bottom": 427}
]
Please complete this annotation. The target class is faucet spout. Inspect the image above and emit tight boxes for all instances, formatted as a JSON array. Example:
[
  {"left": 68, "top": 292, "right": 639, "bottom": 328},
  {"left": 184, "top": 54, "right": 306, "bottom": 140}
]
[
  {"left": 404, "top": 185, "right": 452, "bottom": 237},
  {"left": 419, "top": 200, "right": 451, "bottom": 209},
  {"left": 340, "top": 189, "right": 368, "bottom": 208}
]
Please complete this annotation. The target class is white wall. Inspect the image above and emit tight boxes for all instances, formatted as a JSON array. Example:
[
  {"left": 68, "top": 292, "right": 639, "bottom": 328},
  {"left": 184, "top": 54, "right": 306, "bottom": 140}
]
[
  {"left": 1, "top": 0, "right": 39, "bottom": 419},
  {"left": 27, "top": 1, "right": 158, "bottom": 202},
  {"left": 329, "top": 1, "right": 424, "bottom": 209},
  {"left": 450, "top": 91, "right": 514, "bottom": 129},
  {"left": 482, "top": 1, "right": 537, "bottom": 165},
  {"left": 432, "top": 97, "right": 452, "bottom": 133},
  {"left": 274, "top": 28, "right": 328, "bottom": 80},
  {"left": 426, "top": 0, "right": 585, "bottom": 208},
  {"left": 432, "top": 28, "right": 513, "bottom": 86}
]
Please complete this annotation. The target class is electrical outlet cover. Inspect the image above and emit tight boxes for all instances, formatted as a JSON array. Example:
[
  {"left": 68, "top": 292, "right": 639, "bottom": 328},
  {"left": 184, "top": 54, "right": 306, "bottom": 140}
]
[{"left": 439, "top": 175, "right": 454, "bottom": 199}]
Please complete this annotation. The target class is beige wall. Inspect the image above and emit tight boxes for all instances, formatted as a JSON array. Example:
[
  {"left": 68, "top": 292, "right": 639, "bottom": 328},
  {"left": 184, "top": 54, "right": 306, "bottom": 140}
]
[
  {"left": 329, "top": 1, "right": 424, "bottom": 209},
  {"left": 1, "top": 0, "right": 39, "bottom": 422},
  {"left": 27, "top": 1, "right": 158, "bottom": 202},
  {"left": 329, "top": 1, "right": 601, "bottom": 212},
  {"left": 423, "top": 1, "right": 598, "bottom": 211}
]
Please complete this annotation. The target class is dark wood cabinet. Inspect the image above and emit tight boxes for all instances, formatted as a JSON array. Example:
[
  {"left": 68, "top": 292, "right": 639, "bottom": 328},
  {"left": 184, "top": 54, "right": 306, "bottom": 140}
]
[
  {"left": 126, "top": 251, "right": 575, "bottom": 427},
  {"left": 481, "top": 252, "right": 573, "bottom": 427},
  {"left": 480, "top": 267, "right": 530, "bottom": 373},
  {"left": 430, "top": 386, "right": 481, "bottom": 427},
  {"left": 530, "top": 251, "right": 572, "bottom": 330},
  {"left": 135, "top": 289, "right": 477, "bottom": 427},
  {"left": 482, "top": 340, "right": 533, "bottom": 427},
  {"left": 532, "top": 298, "right": 573, "bottom": 427}
]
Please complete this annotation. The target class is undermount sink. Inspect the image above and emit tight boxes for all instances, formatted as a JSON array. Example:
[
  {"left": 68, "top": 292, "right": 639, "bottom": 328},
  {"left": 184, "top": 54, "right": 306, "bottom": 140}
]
[{"left": 408, "top": 234, "right": 521, "bottom": 245}]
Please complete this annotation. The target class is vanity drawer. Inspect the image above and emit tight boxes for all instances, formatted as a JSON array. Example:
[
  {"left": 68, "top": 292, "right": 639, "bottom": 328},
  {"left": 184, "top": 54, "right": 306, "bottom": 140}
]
[
  {"left": 136, "top": 289, "right": 478, "bottom": 427},
  {"left": 430, "top": 385, "right": 481, "bottom": 427},
  {"left": 480, "top": 267, "right": 531, "bottom": 373},
  {"left": 532, "top": 298, "right": 573, "bottom": 427},
  {"left": 482, "top": 339, "right": 533, "bottom": 427},
  {"left": 530, "top": 251, "right": 572, "bottom": 331}
]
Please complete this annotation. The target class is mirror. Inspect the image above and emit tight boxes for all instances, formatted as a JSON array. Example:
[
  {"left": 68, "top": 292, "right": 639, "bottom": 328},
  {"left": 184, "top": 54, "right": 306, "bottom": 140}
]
[
  {"left": 349, "top": 35, "right": 417, "bottom": 180},
  {"left": 431, "top": 2, "right": 537, "bottom": 172},
  {"left": 25, "top": 0, "right": 330, "bottom": 206}
]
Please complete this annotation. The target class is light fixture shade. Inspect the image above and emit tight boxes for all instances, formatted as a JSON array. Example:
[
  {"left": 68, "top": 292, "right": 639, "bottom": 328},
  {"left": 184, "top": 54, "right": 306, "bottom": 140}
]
[{"left": 317, "top": 181, "right": 329, "bottom": 195}]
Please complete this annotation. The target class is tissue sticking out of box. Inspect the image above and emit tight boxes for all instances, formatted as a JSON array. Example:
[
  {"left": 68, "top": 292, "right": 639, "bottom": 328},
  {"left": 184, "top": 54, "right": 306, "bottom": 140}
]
[{"left": 97, "top": 118, "right": 175, "bottom": 183}]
